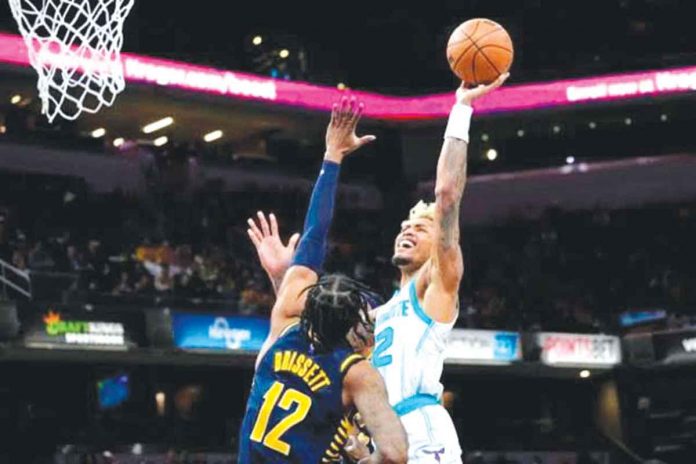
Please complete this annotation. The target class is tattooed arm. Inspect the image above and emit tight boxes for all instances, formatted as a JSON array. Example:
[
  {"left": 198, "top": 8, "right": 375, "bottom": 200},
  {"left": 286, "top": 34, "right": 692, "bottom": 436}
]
[{"left": 420, "top": 74, "right": 509, "bottom": 323}]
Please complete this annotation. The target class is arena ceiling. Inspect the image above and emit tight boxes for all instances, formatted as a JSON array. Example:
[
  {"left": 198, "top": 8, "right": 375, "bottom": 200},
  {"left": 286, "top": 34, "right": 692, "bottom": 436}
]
[
  {"left": 1, "top": 0, "right": 691, "bottom": 95},
  {"left": 90, "top": 0, "right": 696, "bottom": 94},
  {"left": 0, "top": 65, "right": 333, "bottom": 145}
]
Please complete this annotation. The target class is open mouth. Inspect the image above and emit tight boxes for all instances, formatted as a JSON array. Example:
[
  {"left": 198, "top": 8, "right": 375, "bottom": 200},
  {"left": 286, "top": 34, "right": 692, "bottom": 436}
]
[{"left": 398, "top": 239, "right": 415, "bottom": 250}]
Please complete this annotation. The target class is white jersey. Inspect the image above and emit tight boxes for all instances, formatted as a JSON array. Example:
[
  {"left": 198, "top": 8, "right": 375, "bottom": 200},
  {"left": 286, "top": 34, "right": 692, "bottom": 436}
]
[{"left": 373, "top": 279, "right": 462, "bottom": 463}]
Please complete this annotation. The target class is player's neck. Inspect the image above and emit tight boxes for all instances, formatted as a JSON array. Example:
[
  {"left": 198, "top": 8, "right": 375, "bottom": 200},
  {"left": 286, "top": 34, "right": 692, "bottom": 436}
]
[{"left": 399, "top": 269, "right": 417, "bottom": 288}]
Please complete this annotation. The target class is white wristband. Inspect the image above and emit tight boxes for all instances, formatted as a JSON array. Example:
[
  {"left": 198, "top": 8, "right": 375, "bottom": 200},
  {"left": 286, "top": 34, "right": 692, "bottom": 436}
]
[{"left": 444, "top": 103, "right": 473, "bottom": 143}]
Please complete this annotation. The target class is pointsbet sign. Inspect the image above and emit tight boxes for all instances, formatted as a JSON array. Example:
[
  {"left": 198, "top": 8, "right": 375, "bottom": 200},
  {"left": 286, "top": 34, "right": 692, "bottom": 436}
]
[
  {"left": 536, "top": 332, "right": 621, "bottom": 367},
  {"left": 24, "top": 310, "right": 128, "bottom": 350}
]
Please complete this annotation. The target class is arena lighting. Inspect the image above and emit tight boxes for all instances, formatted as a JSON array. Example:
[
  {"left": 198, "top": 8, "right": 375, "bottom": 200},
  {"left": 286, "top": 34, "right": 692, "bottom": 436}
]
[
  {"left": 155, "top": 391, "right": 166, "bottom": 416},
  {"left": 90, "top": 127, "right": 106, "bottom": 138},
  {"left": 516, "top": 129, "right": 525, "bottom": 137},
  {"left": 279, "top": 49, "right": 290, "bottom": 59},
  {"left": 10, "top": 94, "right": 21, "bottom": 104},
  {"left": 153, "top": 135, "right": 168, "bottom": 147},
  {"left": 660, "top": 114, "right": 668, "bottom": 122},
  {"left": 624, "top": 117, "right": 633, "bottom": 125},
  {"left": 203, "top": 129, "right": 223, "bottom": 142},
  {"left": 485, "top": 148, "right": 498, "bottom": 161},
  {"left": 552, "top": 125, "right": 561, "bottom": 134},
  {"left": 588, "top": 121, "right": 597, "bottom": 129},
  {"left": 480, "top": 133, "right": 489, "bottom": 142},
  {"left": 566, "top": 155, "right": 575, "bottom": 164},
  {"left": 579, "top": 369, "right": 591, "bottom": 378},
  {"left": 113, "top": 137, "right": 124, "bottom": 147},
  {"left": 142, "top": 116, "right": 174, "bottom": 134},
  {"left": 252, "top": 35, "right": 262, "bottom": 46}
]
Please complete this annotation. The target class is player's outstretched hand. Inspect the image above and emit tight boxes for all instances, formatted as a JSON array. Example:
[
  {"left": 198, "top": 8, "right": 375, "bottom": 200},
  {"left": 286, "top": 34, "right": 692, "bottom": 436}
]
[
  {"left": 325, "top": 95, "right": 376, "bottom": 162},
  {"left": 247, "top": 211, "right": 300, "bottom": 282},
  {"left": 457, "top": 72, "right": 509, "bottom": 106}
]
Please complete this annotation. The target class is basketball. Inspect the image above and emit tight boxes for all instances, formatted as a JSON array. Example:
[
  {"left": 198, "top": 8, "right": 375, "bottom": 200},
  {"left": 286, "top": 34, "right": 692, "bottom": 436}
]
[{"left": 447, "top": 18, "right": 514, "bottom": 86}]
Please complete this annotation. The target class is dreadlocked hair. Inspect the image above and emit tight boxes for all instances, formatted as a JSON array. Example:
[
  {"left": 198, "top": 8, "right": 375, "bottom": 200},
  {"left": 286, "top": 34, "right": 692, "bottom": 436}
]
[{"left": 300, "top": 274, "right": 374, "bottom": 353}]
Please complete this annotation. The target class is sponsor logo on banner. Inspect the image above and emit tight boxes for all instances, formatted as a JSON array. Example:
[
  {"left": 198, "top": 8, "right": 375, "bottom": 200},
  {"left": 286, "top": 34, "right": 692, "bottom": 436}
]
[
  {"left": 445, "top": 329, "right": 521, "bottom": 364},
  {"left": 25, "top": 310, "right": 128, "bottom": 350},
  {"left": 172, "top": 312, "right": 269, "bottom": 352},
  {"left": 208, "top": 317, "right": 252, "bottom": 350},
  {"left": 537, "top": 332, "right": 621, "bottom": 366},
  {"left": 2, "top": 31, "right": 696, "bottom": 120}
]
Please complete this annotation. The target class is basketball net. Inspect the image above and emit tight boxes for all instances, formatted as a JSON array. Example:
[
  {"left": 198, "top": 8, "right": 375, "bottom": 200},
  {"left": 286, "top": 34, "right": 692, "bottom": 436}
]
[{"left": 8, "top": 0, "right": 134, "bottom": 122}]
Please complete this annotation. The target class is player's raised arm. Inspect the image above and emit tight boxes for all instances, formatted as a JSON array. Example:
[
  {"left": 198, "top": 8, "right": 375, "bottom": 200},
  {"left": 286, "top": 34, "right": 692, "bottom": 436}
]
[
  {"left": 256, "top": 96, "right": 376, "bottom": 342},
  {"left": 423, "top": 73, "right": 509, "bottom": 322},
  {"left": 343, "top": 361, "right": 408, "bottom": 464}
]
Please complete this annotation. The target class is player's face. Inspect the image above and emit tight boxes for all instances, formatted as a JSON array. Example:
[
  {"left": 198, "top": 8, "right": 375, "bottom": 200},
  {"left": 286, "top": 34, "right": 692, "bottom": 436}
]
[{"left": 392, "top": 217, "right": 434, "bottom": 269}]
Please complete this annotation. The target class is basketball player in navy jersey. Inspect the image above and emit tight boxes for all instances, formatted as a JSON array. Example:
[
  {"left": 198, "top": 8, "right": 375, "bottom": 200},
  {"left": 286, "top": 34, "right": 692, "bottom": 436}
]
[{"left": 238, "top": 97, "right": 407, "bottom": 464}]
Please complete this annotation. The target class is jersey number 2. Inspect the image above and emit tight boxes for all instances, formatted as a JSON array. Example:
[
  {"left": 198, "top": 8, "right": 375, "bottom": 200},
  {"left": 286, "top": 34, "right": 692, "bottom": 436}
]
[
  {"left": 372, "top": 327, "right": 394, "bottom": 367},
  {"left": 250, "top": 381, "right": 312, "bottom": 456}
]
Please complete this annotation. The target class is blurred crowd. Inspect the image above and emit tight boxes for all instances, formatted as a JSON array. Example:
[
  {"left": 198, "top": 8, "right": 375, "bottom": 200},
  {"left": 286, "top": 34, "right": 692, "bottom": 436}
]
[
  {"left": 1, "top": 171, "right": 696, "bottom": 333},
  {"left": 461, "top": 204, "right": 696, "bottom": 333}
]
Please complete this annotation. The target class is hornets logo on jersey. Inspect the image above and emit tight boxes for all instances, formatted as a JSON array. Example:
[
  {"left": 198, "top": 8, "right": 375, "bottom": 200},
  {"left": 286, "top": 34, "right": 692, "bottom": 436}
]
[{"left": 238, "top": 323, "right": 365, "bottom": 463}]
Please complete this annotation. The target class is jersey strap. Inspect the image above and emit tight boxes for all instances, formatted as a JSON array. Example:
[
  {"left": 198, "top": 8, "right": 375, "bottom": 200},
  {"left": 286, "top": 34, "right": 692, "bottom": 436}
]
[
  {"left": 393, "top": 393, "right": 439, "bottom": 417},
  {"left": 340, "top": 353, "right": 365, "bottom": 375},
  {"left": 409, "top": 280, "right": 433, "bottom": 325},
  {"left": 278, "top": 320, "right": 300, "bottom": 337}
]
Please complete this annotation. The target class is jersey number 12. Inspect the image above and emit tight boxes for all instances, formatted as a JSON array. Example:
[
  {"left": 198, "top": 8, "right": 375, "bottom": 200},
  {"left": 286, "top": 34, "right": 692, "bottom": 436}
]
[{"left": 250, "top": 381, "right": 312, "bottom": 455}]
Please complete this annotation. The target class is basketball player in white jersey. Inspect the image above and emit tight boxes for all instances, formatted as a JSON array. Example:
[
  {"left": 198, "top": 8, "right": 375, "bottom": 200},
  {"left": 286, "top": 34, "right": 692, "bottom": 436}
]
[{"left": 371, "top": 73, "right": 508, "bottom": 464}]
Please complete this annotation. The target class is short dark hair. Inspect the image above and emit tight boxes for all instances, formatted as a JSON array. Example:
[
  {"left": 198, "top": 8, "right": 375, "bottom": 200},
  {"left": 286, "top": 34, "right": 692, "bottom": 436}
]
[{"left": 300, "top": 274, "right": 375, "bottom": 352}]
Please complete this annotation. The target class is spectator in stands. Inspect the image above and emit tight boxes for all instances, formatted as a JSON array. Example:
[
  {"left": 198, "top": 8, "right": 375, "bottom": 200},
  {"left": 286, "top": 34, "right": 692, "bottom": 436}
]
[
  {"left": 154, "top": 263, "right": 174, "bottom": 293},
  {"left": 27, "top": 241, "right": 55, "bottom": 270},
  {"left": 194, "top": 253, "right": 219, "bottom": 283},
  {"left": 6, "top": 165, "right": 696, "bottom": 333},
  {"left": 134, "top": 272, "right": 154, "bottom": 294},
  {"left": 85, "top": 239, "right": 104, "bottom": 269},
  {"left": 65, "top": 244, "right": 85, "bottom": 272},
  {"left": 112, "top": 271, "right": 133, "bottom": 295}
]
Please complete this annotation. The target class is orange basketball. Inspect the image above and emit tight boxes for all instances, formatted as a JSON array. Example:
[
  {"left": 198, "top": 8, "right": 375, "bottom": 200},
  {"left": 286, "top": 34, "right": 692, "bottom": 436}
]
[{"left": 447, "top": 18, "right": 514, "bottom": 86}]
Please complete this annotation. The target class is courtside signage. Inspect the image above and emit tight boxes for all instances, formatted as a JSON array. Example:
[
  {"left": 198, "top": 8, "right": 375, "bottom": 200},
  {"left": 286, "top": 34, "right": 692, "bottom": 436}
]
[
  {"left": 537, "top": 333, "right": 621, "bottom": 367},
  {"left": 171, "top": 312, "right": 269, "bottom": 352},
  {"left": 24, "top": 310, "right": 128, "bottom": 350},
  {"left": 445, "top": 329, "right": 521, "bottom": 364},
  {"left": 1, "top": 32, "right": 694, "bottom": 120}
]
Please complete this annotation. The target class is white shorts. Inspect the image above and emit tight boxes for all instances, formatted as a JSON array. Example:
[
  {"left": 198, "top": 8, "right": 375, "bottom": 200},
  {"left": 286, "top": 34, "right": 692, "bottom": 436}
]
[{"left": 400, "top": 404, "right": 462, "bottom": 464}]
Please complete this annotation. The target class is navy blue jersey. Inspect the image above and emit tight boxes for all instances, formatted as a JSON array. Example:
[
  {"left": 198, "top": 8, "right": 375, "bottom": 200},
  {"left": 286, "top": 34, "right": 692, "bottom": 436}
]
[{"left": 238, "top": 323, "right": 364, "bottom": 463}]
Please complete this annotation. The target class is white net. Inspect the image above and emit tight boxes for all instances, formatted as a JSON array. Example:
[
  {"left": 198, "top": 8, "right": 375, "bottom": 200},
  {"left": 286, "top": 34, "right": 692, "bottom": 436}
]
[{"left": 8, "top": 0, "right": 134, "bottom": 122}]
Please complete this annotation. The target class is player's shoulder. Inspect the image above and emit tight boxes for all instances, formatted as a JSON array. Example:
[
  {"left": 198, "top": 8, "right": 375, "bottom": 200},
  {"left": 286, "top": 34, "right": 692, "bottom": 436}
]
[
  {"left": 339, "top": 352, "right": 366, "bottom": 376},
  {"left": 342, "top": 355, "right": 378, "bottom": 389},
  {"left": 278, "top": 320, "right": 301, "bottom": 338},
  {"left": 254, "top": 320, "right": 302, "bottom": 369}
]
